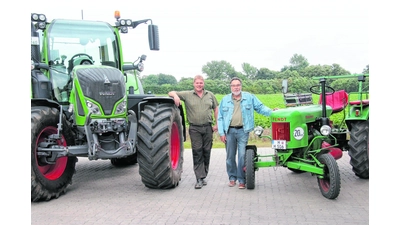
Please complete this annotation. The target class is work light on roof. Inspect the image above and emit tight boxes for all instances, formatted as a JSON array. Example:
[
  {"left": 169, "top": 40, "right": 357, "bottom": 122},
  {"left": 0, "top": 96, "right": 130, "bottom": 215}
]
[
  {"left": 31, "top": 13, "right": 46, "bottom": 22},
  {"left": 31, "top": 13, "right": 47, "bottom": 30}
]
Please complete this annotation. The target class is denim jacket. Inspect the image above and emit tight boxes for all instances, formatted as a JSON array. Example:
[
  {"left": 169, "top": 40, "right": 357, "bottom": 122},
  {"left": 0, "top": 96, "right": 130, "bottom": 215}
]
[{"left": 217, "top": 91, "right": 272, "bottom": 136}]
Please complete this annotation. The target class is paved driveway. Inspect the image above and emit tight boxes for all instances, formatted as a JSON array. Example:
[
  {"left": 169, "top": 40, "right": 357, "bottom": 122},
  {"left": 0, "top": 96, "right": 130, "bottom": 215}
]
[{"left": 31, "top": 148, "right": 369, "bottom": 225}]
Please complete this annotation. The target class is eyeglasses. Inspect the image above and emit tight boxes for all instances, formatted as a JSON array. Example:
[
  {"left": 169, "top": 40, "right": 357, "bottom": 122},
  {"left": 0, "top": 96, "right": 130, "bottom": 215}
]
[{"left": 230, "top": 84, "right": 241, "bottom": 87}]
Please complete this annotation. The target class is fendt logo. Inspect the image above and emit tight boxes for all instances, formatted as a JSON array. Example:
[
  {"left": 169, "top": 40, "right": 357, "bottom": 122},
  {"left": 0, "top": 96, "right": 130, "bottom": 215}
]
[
  {"left": 104, "top": 75, "right": 111, "bottom": 84},
  {"left": 272, "top": 117, "right": 286, "bottom": 122},
  {"left": 99, "top": 91, "right": 115, "bottom": 96}
]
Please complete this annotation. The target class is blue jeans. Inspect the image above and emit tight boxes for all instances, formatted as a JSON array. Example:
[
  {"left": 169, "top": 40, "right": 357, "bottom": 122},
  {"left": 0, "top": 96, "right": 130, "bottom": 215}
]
[{"left": 225, "top": 127, "right": 249, "bottom": 184}]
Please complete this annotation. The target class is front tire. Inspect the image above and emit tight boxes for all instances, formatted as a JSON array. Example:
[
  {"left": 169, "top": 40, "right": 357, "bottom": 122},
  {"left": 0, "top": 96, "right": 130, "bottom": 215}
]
[
  {"left": 245, "top": 149, "right": 256, "bottom": 189},
  {"left": 137, "top": 103, "right": 184, "bottom": 189},
  {"left": 317, "top": 154, "right": 341, "bottom": 199},
  {"left": 348, "top": 120, "right": 369, "bottom": 179},
  {"left": 31, "top": 106, "right": 77, "bottom": 202}
]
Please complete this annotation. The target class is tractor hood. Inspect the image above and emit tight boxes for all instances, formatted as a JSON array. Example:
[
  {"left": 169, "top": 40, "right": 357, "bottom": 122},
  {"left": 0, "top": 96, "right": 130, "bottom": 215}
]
[{"left": 271, "top": 105, "right": 333, "bottom": 124}]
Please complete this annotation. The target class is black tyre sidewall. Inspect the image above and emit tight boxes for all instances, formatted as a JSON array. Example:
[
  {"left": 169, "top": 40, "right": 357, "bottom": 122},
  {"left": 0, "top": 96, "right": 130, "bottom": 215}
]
[{"left": 31, "top": 106, "right": 77, "bottom": 202}]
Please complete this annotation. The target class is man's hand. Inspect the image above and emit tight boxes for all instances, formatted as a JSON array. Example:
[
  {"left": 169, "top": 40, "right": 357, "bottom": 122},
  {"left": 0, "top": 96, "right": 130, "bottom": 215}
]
[
  {"left": 219, "top": 135, "right": 226, "bottom": 143},
  {"left": 173, "top": 95, "right": 181, "bottom": 106}
]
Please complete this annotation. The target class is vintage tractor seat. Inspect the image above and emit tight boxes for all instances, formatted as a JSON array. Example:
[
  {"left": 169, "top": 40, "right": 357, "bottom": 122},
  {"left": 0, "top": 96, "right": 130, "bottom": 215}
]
[{"left": 319, "top": 90, "right": 349, "bottom": 113}]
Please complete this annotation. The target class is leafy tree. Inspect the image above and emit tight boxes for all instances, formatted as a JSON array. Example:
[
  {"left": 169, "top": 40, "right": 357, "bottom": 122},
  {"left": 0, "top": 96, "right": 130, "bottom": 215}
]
[
  {"left": 202, "top": 60, "right": 237, "bottom": 81},
  {"left": 204, "top": 79, "right": 229, "bottom": 94},
  {"left": 276, "top": 69, "right": 300, "bottom": 79},
  {"left": 256, "top": 67, "right": 277, "bottom": 80},
  {"left": 141, "top": 74, "right": 159, "bottom": 87},
  {"left": 281, "top": 53, "right": 309, "bottom": 72},
  {"left": 158, "top": 74, "right": 178, "bottom": 85},
  {"left": 363, "top": 65, "right": 369, "bottom": 74},
  {"left": 175, "top": 78, "right": 193, "bottom": 91},
  {"left": 141, "top": 73, "right": 177, "bottom": 86},
  {"left": 331, "top": 63, "right": 350, "bottom": 76},
  {"left": 241, "top": 63, "right": 258, "bottom": 80},
  {"left": 302, "top": 65, "right": 332, "bottom": 78}
]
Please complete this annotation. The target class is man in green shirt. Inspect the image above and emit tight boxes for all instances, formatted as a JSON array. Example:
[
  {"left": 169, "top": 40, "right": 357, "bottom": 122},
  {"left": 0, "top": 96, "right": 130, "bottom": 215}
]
[{"left": 168, "top": 75, "right": 219, "bottom": 189}]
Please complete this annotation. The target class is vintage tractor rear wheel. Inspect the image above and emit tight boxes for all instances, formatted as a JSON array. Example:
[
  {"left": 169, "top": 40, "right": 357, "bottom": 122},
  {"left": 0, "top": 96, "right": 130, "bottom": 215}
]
[
  {"left": 137, "top": 103, "right": 184, "bottom": 189},
  {"left": 317, "top": 153, "right": 341, "bottom": 199},
  {"left": 31, "top": 106, "right": 77, "bottom": 202},
  {"left": 348, "top": 120, "right": 369, "bottom": 179},
  {"left": 244, "top": 149, "right": 256, "bottom": 189}
]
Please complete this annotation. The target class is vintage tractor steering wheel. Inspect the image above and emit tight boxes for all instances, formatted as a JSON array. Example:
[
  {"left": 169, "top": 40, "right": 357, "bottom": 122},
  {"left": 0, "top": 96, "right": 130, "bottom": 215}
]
[{"left": 309, "top": 85, "right": 335, "bottom": 95}]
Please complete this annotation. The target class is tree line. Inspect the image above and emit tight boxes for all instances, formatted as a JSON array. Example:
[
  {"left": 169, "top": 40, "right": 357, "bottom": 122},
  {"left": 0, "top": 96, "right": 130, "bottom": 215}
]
[{"left": 140, "top": 54, "right": 369, "bottom": 95}]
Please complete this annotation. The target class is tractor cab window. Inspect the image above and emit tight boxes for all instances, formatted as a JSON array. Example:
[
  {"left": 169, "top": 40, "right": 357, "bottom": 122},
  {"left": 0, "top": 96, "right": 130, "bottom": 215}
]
[{"left": 46, "top": 19, "right": 119, "bottom": 102}]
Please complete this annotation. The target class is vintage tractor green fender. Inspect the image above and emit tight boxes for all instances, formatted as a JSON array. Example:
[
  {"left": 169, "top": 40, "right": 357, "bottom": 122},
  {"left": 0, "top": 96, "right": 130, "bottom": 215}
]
[{"left": 346, "top": 104, "right": 369, "bottom": 121}]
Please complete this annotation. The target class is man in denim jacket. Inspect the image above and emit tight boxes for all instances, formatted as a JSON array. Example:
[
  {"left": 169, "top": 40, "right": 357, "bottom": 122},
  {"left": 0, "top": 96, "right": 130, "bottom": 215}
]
[{"left": 217, "top": 77, "right": 273, "bottom": 189}]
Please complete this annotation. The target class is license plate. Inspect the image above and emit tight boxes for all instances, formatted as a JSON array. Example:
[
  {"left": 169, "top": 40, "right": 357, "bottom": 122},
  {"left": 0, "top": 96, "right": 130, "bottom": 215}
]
[{"left": 272, "top": 140, "right": 286, "bottom": 149}]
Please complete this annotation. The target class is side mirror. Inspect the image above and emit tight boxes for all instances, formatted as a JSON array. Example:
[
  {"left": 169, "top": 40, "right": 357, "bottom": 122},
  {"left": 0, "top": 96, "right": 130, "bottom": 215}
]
[
  {"left": 148, "top": 24, "right": 159, "bottom": 50},
  {"left": 282, "top": 79, "right": 288, "bottom": 94}
]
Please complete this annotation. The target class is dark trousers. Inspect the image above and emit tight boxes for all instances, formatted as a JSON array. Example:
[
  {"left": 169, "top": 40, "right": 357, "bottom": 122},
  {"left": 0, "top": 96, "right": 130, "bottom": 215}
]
[{"left": 189, "top": 125, "right": 213, "bottom": 180}]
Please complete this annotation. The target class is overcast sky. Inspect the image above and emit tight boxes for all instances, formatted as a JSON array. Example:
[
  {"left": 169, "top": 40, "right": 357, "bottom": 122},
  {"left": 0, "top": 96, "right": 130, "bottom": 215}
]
[{"left": 31, "top": 0, "right": 368, "bottom": 80}]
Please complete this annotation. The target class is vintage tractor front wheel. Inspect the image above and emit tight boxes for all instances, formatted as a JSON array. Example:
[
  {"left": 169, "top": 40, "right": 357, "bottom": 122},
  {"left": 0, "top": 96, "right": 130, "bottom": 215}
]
[
  {"left": 317, "top": 153, "right": 341, "bottom": 199},
  {"left": 31, "top": 106, "right": 77, "bottom": 202},
  {"left": 137, "top": 103, "right": 184, "bottom": 189},
  {"left": 244, "top": 149, "right": 256, "bottom": 189},
  {"left": 348, "top": 120, "right": 369, "bottom": 179}
]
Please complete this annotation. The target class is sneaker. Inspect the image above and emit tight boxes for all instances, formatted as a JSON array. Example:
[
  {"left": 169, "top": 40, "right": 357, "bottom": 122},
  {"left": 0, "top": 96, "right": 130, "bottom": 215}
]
[
  {"left": 202, "top": 178, "right": 207, "bottom": 186},
  {"left": 228, "top": 180, "right": 236, "bottom": 187},
  {"left": 195, "top": 179, "right": 203, "bottom": 189},
  {"left": 238, "top": 183, "right": 245, "bottom": 189}
]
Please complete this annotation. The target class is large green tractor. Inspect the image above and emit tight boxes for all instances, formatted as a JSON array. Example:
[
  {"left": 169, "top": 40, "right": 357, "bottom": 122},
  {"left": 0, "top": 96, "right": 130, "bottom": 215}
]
[
  {"left": 31, "top": 12, "right": 186, "bottom": 202},
  {"left": 244, "top": 74, "right": 369, "bottom": 199}
]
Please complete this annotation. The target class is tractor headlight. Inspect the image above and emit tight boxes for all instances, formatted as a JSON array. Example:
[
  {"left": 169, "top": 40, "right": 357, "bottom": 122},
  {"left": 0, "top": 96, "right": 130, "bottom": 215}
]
[
  {"left": 320, "top": 125, "right": 332, "bottom": 136},
  {"left": 254, "top": 126, "right": 264, "bottom": 137},
  {"left": 115, "top": 101, "right": 126, "bottom": 115},
  {"left": 86, "top": 100, "right": 101, "bottom": 115}
]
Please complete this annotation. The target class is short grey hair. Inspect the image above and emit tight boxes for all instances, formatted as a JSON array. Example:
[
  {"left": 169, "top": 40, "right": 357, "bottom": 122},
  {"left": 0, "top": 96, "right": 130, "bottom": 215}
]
[{"left": 230, "top": 77, "right": 242, "bottom": 84}]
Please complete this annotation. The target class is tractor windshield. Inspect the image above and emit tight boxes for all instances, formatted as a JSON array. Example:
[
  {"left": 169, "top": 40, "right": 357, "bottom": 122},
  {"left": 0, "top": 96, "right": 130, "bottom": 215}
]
[{"left": 45, "top": 19, "right": 119, "bottom": 102}]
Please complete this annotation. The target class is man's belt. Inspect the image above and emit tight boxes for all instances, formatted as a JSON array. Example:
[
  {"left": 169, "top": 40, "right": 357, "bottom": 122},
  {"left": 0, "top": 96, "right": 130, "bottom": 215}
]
[
  {"left": 190, "top": 123, "right": 211, "bottom": 127},
  {"left": 229, "top": 126, "right": 243, "bottom": 129}
]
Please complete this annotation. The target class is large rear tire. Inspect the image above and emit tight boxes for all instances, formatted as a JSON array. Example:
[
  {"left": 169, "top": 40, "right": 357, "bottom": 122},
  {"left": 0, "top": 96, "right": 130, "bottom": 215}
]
[
  {"left": 244, "top": 149, "right": 255, "bottom": 189},
  {"left": 31, "top": 106, "right": 77, "bottom": 202},
  {"left": 137, "top": 103, "right": 184, "bottom": 189},
  {"left": 348, "top": 120, "right": 369, "bottom": 179},
  {"left": 317, "top": 153, "right": 341, "bottom": 199}
]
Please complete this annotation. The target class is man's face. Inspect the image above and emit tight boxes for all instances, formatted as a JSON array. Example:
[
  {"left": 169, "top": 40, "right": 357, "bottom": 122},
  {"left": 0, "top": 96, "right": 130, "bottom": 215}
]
[
  {"left": 193, "top": 79, "right": 204, "bottom": 91},
  {"left": 230, "top": 80, "right": 242, "bottom": 96}
]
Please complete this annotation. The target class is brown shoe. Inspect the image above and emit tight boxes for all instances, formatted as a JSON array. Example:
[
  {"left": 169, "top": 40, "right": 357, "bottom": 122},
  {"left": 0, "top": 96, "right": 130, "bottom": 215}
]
[
  {"left": 228, "top": 180, "right": 236, "bottom": 187},
  {"left": 238, "top": 183, "right": 245, "bottom": 189}
]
